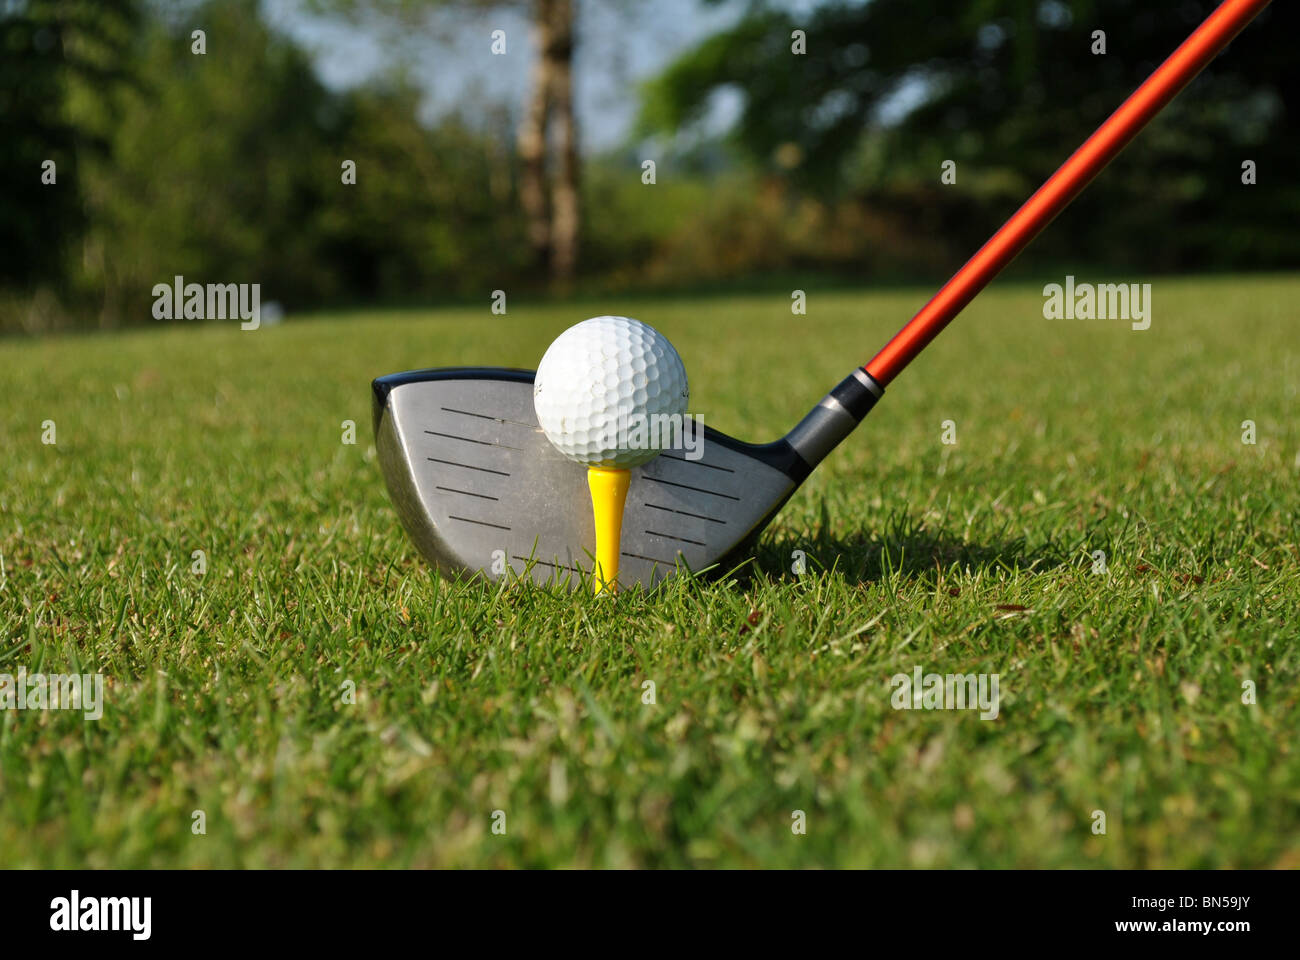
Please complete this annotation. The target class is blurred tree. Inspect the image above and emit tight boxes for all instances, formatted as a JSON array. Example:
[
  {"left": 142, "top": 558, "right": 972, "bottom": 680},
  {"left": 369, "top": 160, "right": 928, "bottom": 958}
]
[
  {"left": 65, "top": 0, "right": 528, "bottom": 326},
  {"left": 309, "top": 0, "right": 581, "bottom": 287},
  {"left": 523, "top": 0, "right": 578, "bottom": 286},
  {"left": 0, "top": 0, "right": 139, "bottom": 292},
  {"left": 641, "top": 0, "right": 1298, "bottom": 271},
  {"left": 76, "top": 0, "right": 348, "bottom": 323}
]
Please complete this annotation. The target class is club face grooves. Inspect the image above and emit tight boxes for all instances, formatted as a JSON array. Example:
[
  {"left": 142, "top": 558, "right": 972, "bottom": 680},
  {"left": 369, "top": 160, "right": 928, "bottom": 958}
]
[{"left": 372, "top": 367, "right": 802, "bottom": 588}]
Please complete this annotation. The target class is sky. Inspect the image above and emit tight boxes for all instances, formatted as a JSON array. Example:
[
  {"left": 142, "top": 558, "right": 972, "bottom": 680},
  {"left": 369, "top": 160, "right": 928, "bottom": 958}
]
[{"left": 261, "top": 0, "right": 753, "bottom": 153}]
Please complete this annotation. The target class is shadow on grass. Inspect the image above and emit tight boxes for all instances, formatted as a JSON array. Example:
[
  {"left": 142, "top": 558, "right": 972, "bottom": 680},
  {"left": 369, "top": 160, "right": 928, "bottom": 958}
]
[{"left": 741, "top": 504, "right": 1085, "bottom": 587}]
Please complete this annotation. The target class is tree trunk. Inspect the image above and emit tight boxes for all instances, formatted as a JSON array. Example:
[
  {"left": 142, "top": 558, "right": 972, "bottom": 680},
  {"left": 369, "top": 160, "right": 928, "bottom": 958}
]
[
  {"left": 548, "top": 0, "right": 579, "bottom": 287},
  {"left": 518, "top": 0, "right": 555, "bottom": 271}
]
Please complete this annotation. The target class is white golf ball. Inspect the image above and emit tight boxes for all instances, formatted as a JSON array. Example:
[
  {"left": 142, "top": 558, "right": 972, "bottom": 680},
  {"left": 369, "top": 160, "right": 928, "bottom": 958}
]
[{"left": 534, "top": 315, "right": 689, "bottom": 468}]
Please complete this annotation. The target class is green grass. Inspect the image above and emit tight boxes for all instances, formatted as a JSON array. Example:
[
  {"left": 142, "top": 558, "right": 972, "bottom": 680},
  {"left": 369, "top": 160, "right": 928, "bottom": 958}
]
[{"left": 2, "top": 274, "right": 1297, "bottom": 868}]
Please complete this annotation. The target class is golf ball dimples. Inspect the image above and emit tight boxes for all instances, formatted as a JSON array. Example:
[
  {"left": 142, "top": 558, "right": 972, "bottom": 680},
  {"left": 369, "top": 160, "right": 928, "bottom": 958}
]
[{"left": 534, "top": 315, "right": 689, "bottom": 468}]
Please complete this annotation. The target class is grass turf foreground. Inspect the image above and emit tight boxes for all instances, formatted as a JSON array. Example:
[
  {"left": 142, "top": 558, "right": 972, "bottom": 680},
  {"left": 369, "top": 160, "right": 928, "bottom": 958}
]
[{"left": 1, "top": 274, "right": 1297, "bottom": 868}]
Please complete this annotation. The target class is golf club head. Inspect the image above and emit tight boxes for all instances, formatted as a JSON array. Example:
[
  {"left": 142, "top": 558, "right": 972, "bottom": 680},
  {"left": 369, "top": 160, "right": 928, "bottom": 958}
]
[{"left": 372, "top": 367, "right": 879, "bottom": 589}]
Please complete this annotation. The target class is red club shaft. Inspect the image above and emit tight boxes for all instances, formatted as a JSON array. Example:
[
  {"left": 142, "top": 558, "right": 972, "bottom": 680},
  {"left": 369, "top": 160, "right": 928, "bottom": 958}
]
[{"left": 864, "top": 0, "right": 1272, "bottom": 387}]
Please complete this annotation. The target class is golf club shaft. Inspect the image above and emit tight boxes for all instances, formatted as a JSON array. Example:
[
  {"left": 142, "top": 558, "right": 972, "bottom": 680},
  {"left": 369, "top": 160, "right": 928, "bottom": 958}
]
[{"left": 863, "top": 0, "right": 1272, "bottom": 388}]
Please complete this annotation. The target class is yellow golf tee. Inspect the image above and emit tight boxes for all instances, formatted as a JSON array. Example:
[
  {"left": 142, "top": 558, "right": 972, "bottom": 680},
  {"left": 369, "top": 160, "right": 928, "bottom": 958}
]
[{"left": 587, "top": 466, "right": 630, "bottom": 594}]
